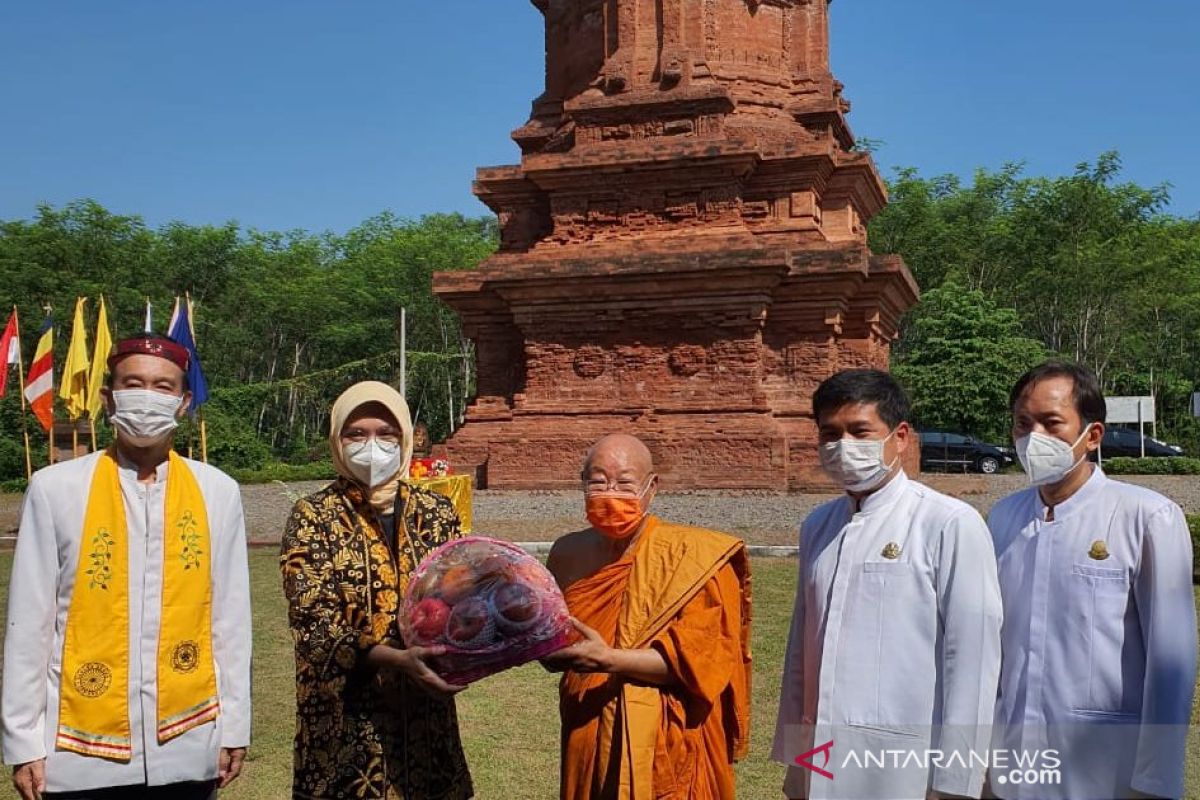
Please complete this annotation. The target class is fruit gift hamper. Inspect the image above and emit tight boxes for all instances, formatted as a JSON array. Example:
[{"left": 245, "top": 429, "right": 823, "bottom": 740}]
[{"left": 399, "top": 536, "right": 578, "bottom": 684}]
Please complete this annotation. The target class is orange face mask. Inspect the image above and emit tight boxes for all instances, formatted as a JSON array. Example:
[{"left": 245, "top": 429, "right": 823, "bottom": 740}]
[{"left": 585, "top": 481, "right": 652, "bottom": 540}]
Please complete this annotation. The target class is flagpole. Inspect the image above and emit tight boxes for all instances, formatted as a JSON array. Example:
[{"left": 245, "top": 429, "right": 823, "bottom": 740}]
[
  {"left": 200, "top": 409, "right": 208, "bottom": 463},
  {"left": 13, "top": 306, "right": 33, "bottom": 480}
]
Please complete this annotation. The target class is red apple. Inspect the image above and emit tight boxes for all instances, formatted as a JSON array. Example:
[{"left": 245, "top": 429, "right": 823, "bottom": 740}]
[
  {"left": 446, "top": 596, "right": 493, "bottom": 647},
  {"left": 492, "top": 582, "right": 541, "bottom": 633},
  {"left": 409, "top": 598, "right": 451, "bottom": 643}
]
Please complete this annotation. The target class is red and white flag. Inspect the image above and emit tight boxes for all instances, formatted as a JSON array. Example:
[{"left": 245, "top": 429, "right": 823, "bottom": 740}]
[
  {"left": 0, "top": 308, "right": 20, "bottom": 398},
  {"left": 25, "top": 315, "right": 54, "bottom": 431}
]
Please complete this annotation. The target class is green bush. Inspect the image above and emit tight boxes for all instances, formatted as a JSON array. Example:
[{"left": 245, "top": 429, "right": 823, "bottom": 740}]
[
  {"left": 198, "top": 408, "right": 274, "bottom": 471},
  {"left": 1, "top": 477, "right": 27, "bottom": 493},
  {"left": 0, "top": 437, "right": 27, "bottom": 483},
  {"left": 1101, "top": 457, "right": 1200, "bottom": 475},
  {"left": 227, "top": 460, "right": 335, "bottom": 484}
]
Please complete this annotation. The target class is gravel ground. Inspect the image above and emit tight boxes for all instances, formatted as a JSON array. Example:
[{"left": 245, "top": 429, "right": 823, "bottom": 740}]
[{"left": 3, "top": 473, "right": 1198, "bottom": 547}]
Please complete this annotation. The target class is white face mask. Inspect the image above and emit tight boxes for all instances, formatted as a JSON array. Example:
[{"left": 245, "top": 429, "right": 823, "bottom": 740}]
[
  {"left": 110, "top": 389, "right": 183, "bottom": 446},
  {"left": 1015, "top": 425, "right": 1093, "bottom": 486},
  {"left": 343, "top": 438, "right": 403, "bottom": 488},
  {"left": 818, "top": 430, "right": 898, "bottom": 492}
]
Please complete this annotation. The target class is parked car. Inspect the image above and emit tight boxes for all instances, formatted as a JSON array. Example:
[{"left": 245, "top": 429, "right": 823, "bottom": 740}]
[
  {"left": 1097, "top": 426, "right": 1185, "bottom": 459},
  {"left": 917, "top": 429, "right": 1016, "bottom": 474}
]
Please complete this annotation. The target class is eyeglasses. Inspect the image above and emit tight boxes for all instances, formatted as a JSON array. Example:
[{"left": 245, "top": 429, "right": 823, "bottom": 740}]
[
  {"left": 340, "top": 429, "right": 402, "bottom": 446},
  {"left": 582, "top": 475, "right": 653, "bottom": 496}
]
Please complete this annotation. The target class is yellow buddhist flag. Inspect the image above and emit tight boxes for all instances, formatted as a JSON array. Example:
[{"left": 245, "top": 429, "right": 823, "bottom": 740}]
[
  {"left": 59, "top": 297, "right": 90, "bottom": 421},
  {"left": 87, "top": 296, "right": 113, "bottom": 420}
]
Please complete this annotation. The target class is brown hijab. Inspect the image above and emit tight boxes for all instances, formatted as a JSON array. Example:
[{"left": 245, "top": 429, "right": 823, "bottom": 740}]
[{"left": 329, "top": 381, "right": 414, "bottom": 513}]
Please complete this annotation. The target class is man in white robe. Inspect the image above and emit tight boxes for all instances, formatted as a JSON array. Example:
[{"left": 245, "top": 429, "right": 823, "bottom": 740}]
[
  {"left": 773, "top": 369, "right": 1003, "bottom": 800},
  {"left": 989, "top": 361, "right": 1196, "bottom": 799},
  {"left": 3, "top": 335, "right": 252, "bottom": 800}
]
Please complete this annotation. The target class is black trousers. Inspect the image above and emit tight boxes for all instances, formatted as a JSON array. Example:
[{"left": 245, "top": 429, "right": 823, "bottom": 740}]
[{"left": 44, "top": 780, "right": 217, "bottom": 800}]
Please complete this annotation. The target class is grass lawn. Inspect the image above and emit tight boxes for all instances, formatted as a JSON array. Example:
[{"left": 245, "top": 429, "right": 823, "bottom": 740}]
[{"left": 0, "top": 551, "right": 1195, "bottom": 799}]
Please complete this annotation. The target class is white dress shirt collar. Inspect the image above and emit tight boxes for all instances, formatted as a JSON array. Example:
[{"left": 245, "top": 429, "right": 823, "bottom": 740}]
[
  {"left": 853, "top": 467, "right": 909, "bottom": 515},
  {"left": 1037, "top": 464, "right": 1106, "bottom": 522},
  {"left": 113, "top": 447, "right": 171, "bottom": 483}
]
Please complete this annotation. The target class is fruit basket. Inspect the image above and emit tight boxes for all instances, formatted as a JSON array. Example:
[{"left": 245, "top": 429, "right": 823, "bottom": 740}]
[
  {"left": 399, "top": 536, "right": 577, "bottom": 684},
  {"left": 409, "top": 457, "right": 450, "bottom": 479}
]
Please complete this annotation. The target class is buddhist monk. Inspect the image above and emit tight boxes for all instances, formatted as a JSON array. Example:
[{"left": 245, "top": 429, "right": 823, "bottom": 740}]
[{"left": 543, "top": 433, "right": 751, "bottom": 800}]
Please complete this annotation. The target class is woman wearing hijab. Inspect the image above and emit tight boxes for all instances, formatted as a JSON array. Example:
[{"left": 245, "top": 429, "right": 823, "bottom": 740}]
[{"left": 280, "top": 381, "right": 473, "bottom": 800}]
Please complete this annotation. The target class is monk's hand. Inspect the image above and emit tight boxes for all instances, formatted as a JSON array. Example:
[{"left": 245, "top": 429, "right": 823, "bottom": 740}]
[
  {"left": 218, "top": 747, "right": 247, "bottom": 788},
  {"left": 541, "top": 617, "right": 614, "bottom": 674},
  {"left": 370, "top": 644, "right": 467, "bottom": 697},
  {"left": 11, "top": 759, "right": 45, "bottom": 800}
]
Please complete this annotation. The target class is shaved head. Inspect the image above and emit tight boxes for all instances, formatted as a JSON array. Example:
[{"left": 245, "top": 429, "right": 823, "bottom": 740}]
[{"left": 582, "top": 433, "right": 654, "bottom": 480}]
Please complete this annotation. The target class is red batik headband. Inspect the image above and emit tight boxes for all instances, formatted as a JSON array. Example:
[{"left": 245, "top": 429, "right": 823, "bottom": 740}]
[{"left": 107, "top": 337, "right": 190, "bottom": 372}]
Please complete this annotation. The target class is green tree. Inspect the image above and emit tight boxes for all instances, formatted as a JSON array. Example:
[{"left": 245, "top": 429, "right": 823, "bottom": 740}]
[
  {"left": 0, "top": 203, "right": 497, "bottom": 480},
  {"left": 893, "top": 283, "right": 1047, "bottom": 442},
  {"left": 873, "top": 152, "right": 1200, "bottom": 454}
]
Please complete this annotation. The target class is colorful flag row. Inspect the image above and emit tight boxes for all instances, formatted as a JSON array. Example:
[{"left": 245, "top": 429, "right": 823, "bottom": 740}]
[{"left": 0, "top": 297, "right": 209, "bottom": 434}]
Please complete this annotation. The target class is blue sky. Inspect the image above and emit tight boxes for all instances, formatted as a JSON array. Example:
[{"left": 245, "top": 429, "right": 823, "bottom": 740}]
[{"left": 2, "top": 1, "right": 1198, "bottom": 234}]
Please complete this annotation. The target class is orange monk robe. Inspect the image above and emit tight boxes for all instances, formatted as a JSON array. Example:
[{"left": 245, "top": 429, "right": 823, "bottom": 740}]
[{"left": 559, "top": 517, "right": 752, "bottom": 800}]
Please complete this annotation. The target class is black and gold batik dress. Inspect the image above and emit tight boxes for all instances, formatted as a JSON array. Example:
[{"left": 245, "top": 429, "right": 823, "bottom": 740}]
[{"left": 281, "top": 479, "right": 473, "bottom": 800}]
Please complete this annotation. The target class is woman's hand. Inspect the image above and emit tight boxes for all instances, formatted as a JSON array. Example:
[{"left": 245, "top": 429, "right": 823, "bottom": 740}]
[{"left": 367, "top": 644, "right": 466, "bottom": 697}]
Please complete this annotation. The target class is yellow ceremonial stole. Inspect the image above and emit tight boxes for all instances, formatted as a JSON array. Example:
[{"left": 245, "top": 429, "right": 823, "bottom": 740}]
[{"left": 57, "top": 450, "right": 219, "bottom": 761}]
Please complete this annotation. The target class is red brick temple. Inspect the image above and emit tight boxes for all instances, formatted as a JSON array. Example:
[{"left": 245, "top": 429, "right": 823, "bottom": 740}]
[{"left": 434, "top": 0, "right": 918, "bottom": 489}]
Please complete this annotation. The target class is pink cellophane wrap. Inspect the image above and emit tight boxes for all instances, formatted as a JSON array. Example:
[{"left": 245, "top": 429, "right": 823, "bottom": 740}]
[{"left": 399, "top": 536, "right": 577, "bottom": 684}]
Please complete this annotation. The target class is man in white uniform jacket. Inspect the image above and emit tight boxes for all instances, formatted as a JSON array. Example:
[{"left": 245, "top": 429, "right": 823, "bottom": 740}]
[
  {"left": 773, "top": 369, "right": 1003, "bottom": 800},
  {"left": 989, "top": 361, "right": 1196, "bottom": 799},
  {"left": 3, "top": 335, "right": 252, "bottom": 800}
]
